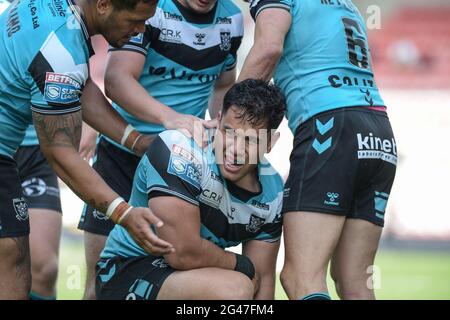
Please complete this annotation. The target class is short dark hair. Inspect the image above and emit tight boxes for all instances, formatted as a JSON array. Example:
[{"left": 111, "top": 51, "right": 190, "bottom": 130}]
[
  {"left": 111, "top": 0, "right": 157, "bottom": 10},
  {"left": 222, "top": 79, "right": 286, "bottom": 130}
]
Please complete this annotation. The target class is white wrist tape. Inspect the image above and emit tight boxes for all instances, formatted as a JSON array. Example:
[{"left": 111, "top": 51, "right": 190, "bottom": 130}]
[
  {"left": 106, "top": 197, "right": 125, "bottom": 218},
  {"left": 117, "top": 206, "right": 134, "bottom": 225},
  {"left": 121, "top": 125, "right": 135, "bottom": 146}
]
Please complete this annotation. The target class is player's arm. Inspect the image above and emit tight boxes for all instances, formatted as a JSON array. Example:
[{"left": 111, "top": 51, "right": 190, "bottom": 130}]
[
  {"left": 105, "top": 50, "right": 207, "bottom": 144},
  {"left": 238, "top": 8, "right": 291, "bottom": 82},
  {"left": 81, "top": 77, "right": 152, "bottom": 157},
  {"left": 243, "top": 240, "right": 280, "bottom": 300},
  {"left": 33, "top": 110, "right": 173, "bottom": 255},
  {"left": 208, "top": 68, "right": 236, "bottom": 119},
  {"left": 149, "top": 196, "right": 238, "bottom": 270}
]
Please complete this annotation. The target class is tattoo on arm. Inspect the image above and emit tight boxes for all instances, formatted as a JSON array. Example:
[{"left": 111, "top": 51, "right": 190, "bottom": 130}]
[{"left": 33, "top": 112, "right": 82, "bottom": 149}]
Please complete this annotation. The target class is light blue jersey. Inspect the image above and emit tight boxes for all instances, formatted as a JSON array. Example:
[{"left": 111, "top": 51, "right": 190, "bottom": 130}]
[
  {"left": 0, "top": 0, "right": 94, "bottom": 157},
  {"left": 249, "top": 0, "right": 385, "bottom": 133},
  {"left": 21, "top": 125, "right": 39, "bottom": 146},
  {"left": 102, "top": 130, "right": 284, "bottom": 259},
  {"left": 104, "top": 0, "right": 243, "bottom": 152}
]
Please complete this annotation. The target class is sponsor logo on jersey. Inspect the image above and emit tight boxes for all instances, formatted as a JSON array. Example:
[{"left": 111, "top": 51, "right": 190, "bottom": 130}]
[
  {"left": 357, "top": 133, "right": 397, "bottom": 165},
  {"left": 251, "top": 200, "right": 269, "bottom": 211},
  {"left": 219, "top": 30, "right": 231, "bottom": 51},
  {"left": 13, "top": 198, "right": 29, "bottom": 222},
  {"left": 201, "top": 189, "right": 223, "bottom": 206},
  {"left": 216, "top": 17, "right": 232, "bottom": 24},
  {"left": 130, "top": 33, "right": 144, "bottom": 45},
  {"left": 164, "top": 11, "right": 182, "bottom": 21},
  {"left": 50, "top": 0, "right": 66, "bottom": 17},
  {"left": 246, "top": 214, "right": 265, "bottom": 233},
  {"left": 193, "top": 33, "right": 206, "bottom": 46},
  {"left": 44, "top": 72, "right": 81, "bottom": 105},
  {"left": 159, "top": 28, "right": 181, "bottom": 44},
  {"left": 168, "top": 144, "right": 201, "bottom": 188}
]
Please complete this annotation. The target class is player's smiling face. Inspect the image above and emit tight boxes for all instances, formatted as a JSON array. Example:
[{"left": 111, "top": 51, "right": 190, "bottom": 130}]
[
  {"left": 178, "top": 0, "right": 217, "bottom": 14},
  {"left": 98, "top": 1, "right": 157, "bottom": 48},
  {"left": 214, "top": 106, "right": 272, "bottom": 185}
]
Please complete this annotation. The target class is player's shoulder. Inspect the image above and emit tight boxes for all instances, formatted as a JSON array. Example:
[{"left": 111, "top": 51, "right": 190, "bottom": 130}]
[
  {"left": 259, "top": 160, "right": 284, "bottom": 196},
  {"left": 158, "top": 130, "right": 204, "bottom": 161},
  {"left": 217, "top": 0, "right": 243, "bottom": 17}
]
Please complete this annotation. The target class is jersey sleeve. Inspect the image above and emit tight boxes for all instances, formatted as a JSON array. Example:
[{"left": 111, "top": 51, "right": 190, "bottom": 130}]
[
  {"left": 144, "top": 130, "right": 204, "bottom": 206},
  {"left": 249, "top": 0, "right": 293, "bottom": 21},
  {"left": 28, "top": 32, "right": 88, "bottom": 115},
  {"left": 222, "top": 12, "right": 244, "bottom": 72},
  {"left": 108, "top": 23, "right": 153, "bottom": 56}
]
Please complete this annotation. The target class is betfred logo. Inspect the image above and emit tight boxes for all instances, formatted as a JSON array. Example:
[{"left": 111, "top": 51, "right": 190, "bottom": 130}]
[
  {"left": 44, "top": 72, "right": 81, "bottom": 105},
  {"left": 357, "top": 133, "right": 397, "bottom": 165}
]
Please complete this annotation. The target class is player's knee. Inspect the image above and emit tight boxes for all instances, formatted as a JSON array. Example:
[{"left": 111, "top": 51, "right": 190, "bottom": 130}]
[
  {"left": 218, "top": 273, "right": 254, "bottom": 300},
  {"left": 0, "top": 238, "right": 31, "bottom": 298},
  {"left": 32, "top": 256, "right": 58, "bottom": 288}
]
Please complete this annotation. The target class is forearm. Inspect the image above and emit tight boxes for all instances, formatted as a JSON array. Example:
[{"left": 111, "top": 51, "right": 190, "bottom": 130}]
[
  {"left": 105, "top": 74, "right": 175, "bottom": 126},
  {"left": 166, "top": 238, "right": 236, "bottom": 271},
  {"left": 81, "top": 78, "right": 130, "bottom": 144},
  {"left": 238, "top": 42, "right": 281, "bottom": 82},
  {"left": 209, "top": 84, "right": 231, "bottom": 119}
]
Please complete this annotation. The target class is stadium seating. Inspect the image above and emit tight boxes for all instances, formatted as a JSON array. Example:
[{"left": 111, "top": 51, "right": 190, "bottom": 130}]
[{"left": 368, "top": 7, "right": 450, "bottom": 89}]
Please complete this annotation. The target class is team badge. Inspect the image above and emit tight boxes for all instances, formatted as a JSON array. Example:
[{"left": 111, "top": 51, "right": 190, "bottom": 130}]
[
  {"left": 246, "top": 214, "right": 265, "bottom": 233},
  {"left": 219, "top": 30, "right": 231, "bottom": 51},
  {"left": 13, "top": 198, "right": 29, "bottom": 222}
]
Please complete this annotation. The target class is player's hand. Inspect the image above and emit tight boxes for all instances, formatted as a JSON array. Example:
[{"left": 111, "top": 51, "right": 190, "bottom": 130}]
[
  {"left": 79, "top": 123, "right": 98, "bottom": 162},
  {"left": 162, "top": 111, "right": 209, "bottom": 148},
  {"left": 120, "top": 207, "right": 175, "bottom": 255},
  {"left": 132, "top": 134, "right": 156, "bottom": 157}
]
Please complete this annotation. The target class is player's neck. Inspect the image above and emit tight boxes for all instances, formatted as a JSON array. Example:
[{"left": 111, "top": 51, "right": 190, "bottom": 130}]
[
  {"left": 233, "top": 169, "right": 261, "bottom": 194},
  {"left": 74, "top": 0, "right": 99, "bottom": 36}
]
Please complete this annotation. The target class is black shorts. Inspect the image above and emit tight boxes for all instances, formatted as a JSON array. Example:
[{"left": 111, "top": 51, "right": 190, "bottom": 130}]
[
  {"left": 96, "top": 255, "right": 176, "bottom": 300},
  {"left": 78, "top": 138, "right": 140, "bottom": 236},
  {"left": 14, "top": 146, "right": 62, "bottom": 213},
  {"left": 0, "top": 155, "right": 30, "bottom": 238},
  {"left": 282, "top": 107, "right": 397, "bottom": 227}
]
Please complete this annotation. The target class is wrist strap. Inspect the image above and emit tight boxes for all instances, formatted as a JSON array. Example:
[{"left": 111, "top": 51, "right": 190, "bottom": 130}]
[
  {"left": 106, "top": 197, "right": 132, "bottom": 224},
  {"left": 121, "top": 125, "right": 135, "bottom": 146}
]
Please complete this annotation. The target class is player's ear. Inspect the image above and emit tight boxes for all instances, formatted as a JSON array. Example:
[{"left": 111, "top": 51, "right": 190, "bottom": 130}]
[
  {"left": 217, "top": 111, "right": 222, "bottom": 122},
  {"left": 97, "top": 0, "right": 113, "bottom": 15},
  {"left": 267, "top": 130, "right": 280, "bottom": 153}
]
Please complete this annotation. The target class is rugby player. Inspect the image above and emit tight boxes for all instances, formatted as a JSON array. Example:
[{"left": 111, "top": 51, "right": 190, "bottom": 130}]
[
  {"left": 0, "top": 0, "right": 173, "bottom": 299},
  {"left": 96, "top": 79, "right": 285, "bottom": 300},
  {"left": 78, "top": 0, "right": 243, "bottom": 299},
  {"left": 239, "top": 0, "right": 397, "bottom": 300},
  {"left": 0, "top": 0, "right": 61, "bottom": 301}
]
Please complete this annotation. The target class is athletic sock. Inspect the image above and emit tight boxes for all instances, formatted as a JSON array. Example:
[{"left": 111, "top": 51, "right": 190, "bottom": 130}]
[
  {"left": 300, "top": 292, "right": 331, "bottom": 300},
  {"left": 29, "top": 291, "right": 56, "bottom": 300}
]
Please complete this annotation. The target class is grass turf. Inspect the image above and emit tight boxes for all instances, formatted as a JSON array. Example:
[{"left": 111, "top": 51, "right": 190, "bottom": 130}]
[{"left": 56, "top": 241, "right": 450, "bottom": 300}]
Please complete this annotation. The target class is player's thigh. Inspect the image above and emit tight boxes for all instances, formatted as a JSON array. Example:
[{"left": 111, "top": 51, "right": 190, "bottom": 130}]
[
  {"left": 330, "top": 218, "right": 382, "bottom": 285},
  {"left": 158, "top": 268, "right": 254, "bottom": 300},
  {"left": 283, "top": 211, "right": 345, "bottom": 270}
]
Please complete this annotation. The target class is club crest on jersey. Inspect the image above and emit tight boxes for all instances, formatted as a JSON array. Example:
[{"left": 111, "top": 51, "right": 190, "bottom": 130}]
[
  {"left": 246, "top": 214, "right": 265, "bottom": 233},
  {"left": 13, "top": 198, "right": 29, "bottom": 222},
  {"left": 219, "top": 30, "right": 231, "bottom": 51},
  {"left": 44, "top": 72, "right": 81, "bottom": 105}
]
